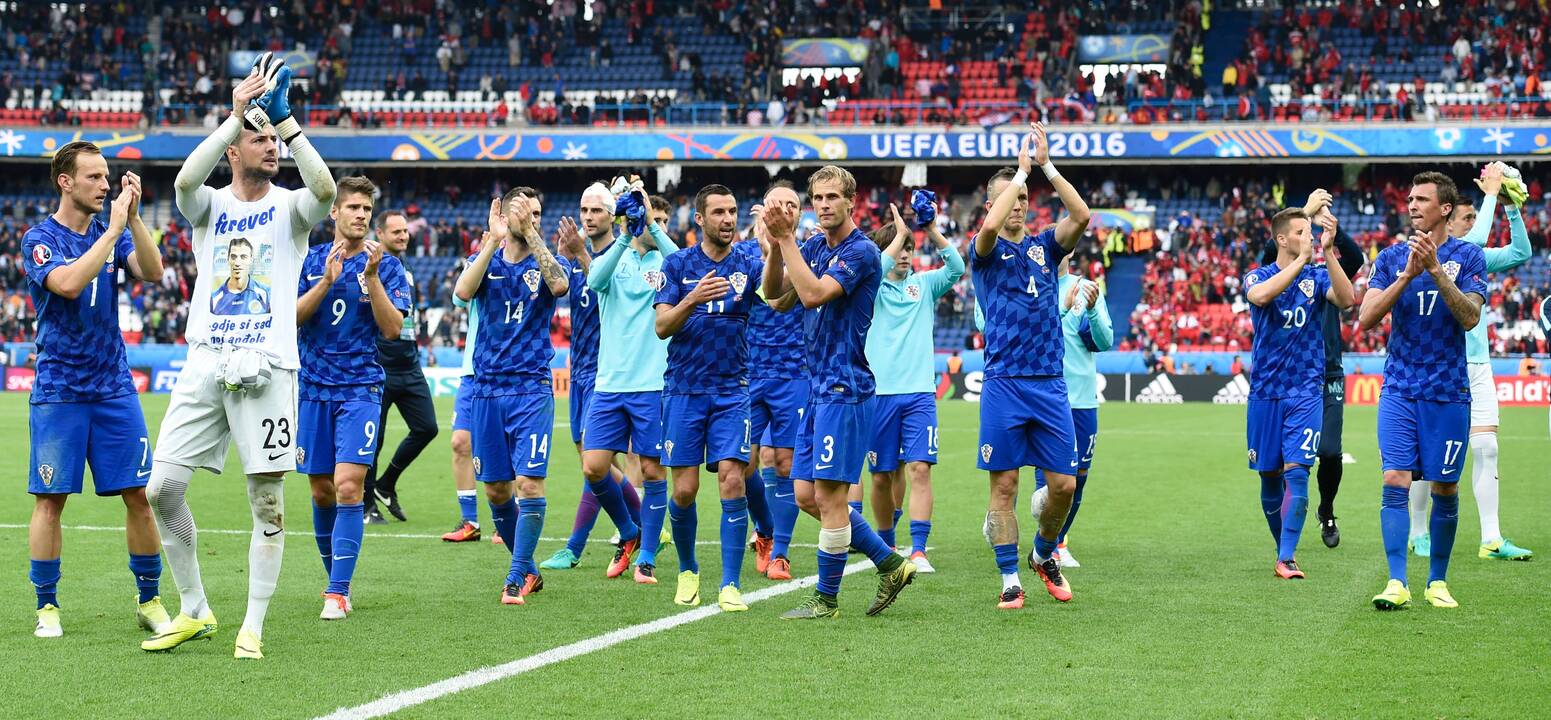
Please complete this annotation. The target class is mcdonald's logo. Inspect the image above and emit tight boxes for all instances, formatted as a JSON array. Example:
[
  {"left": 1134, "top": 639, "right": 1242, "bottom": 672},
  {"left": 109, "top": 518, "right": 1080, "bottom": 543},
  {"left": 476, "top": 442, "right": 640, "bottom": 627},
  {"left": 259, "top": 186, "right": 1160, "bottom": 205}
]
[{"left": 1345, "top": 374, "right": 1383, "bottom": 405}]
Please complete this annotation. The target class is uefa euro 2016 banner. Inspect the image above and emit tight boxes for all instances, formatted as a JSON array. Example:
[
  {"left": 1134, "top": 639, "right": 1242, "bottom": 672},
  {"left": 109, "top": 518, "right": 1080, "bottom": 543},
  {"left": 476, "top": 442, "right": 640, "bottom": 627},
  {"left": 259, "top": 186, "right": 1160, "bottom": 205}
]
[
  {"left": 2, "top": 124, "right": 1549, "bottom": 163},
  {"left": 1077, "top": 35, "right": 1170, "bottom": 64}
]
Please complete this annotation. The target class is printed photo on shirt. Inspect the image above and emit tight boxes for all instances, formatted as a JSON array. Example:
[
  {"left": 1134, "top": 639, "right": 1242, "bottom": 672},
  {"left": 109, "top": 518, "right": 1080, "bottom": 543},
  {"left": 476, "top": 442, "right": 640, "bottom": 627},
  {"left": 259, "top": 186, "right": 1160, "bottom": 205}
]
[{"left": 211, "top": 236, "right": 273, "bottom": 315}]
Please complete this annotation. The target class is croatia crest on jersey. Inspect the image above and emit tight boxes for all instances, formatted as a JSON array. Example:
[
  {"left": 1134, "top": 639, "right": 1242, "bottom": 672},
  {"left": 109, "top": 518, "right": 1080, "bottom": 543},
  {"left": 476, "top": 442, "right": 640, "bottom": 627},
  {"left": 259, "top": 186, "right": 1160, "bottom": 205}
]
[
  {"left": 296, "top": 447, "right": 306, "bottom": 466},
  {"left": 356, "top": 272, "right": 370, "bottom": 301},
  {"left": 643, "top": 270, "right": 666, "bottom": 291},
  {"left": 1442, "top": 260, "right": 1460, "bottom": 282},
  {"left": 980, "top": 444, "right": 993, "bottom": 463},
  {"left": 1247, "top": 448, "right": 1257, "bottom": 464},
  {"left": 728, "top": 272, "right": 748, "bottom": 299},
  {"left": 1028, "top": 244, "right": 1045, "bottom": 266},
  {"left": 37, "top": 463, "right": 54, "bottom": 488},
  {"left": 664, "top": 440, "right": 675, "bottom": 461},
  {"left": 1298, "top": 278, "right": 1315, "bottom": 298},
  {"left": 523, "top": 269, "right": 541, "bottom": 295},
  {"left": 905, "top": 284, "right": 922, "bottom": 301},
  {"left": 867, "top": 451, "right": 878, "bottom": 466}
]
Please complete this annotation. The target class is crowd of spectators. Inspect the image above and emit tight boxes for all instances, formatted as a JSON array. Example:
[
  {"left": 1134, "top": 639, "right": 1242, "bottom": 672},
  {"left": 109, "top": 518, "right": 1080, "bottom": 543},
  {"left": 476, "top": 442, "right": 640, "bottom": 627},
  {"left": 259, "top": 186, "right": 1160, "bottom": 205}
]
[{"left": 9, "top": 1, "right": 1548, "bottom": 130}]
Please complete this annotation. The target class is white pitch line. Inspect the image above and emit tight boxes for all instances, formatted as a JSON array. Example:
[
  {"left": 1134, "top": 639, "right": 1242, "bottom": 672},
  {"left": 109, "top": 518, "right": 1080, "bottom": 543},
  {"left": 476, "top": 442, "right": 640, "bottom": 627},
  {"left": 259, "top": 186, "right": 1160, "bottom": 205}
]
[
  {"left": 314, "top": 559, "right": 874, "bottom": 720},
  {"left": 0, "top": 523, "right": 822, "bottom": 549}
]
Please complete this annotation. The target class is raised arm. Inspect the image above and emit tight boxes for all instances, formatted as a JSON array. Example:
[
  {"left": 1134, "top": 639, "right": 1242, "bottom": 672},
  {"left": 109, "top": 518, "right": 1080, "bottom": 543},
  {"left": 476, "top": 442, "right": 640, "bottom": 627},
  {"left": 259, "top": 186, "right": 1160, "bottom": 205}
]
[
  {"left": 1030, "top": 123, "right": 1091, "bottom": 251},
  {"left": 42, "top": 191, "right": 132, "bottom": 300},
  {"left": 1317, "top": 211, "right": 1355, "bottom": 309},
  {"left": 975, "top": 131, "right": 1033, "bottom": 257},
  {"left": 1087, "top": 288, "right": 1115, "bottom": 351},
  {"left": 1245, "top": 253, "right": 1310, "bottom": 307},
  {"left": 297, "top": 244, "right": 342, "bottom": 325},
  {"left": 922, "top": 224, "right": 966, "bottom": 298},
  {"left": 455, "top": 232, "right": 499, "bottom": 303},
  {"left": 881, "top": 203, "right": 910, "bottom": 263},
  {"left": 121, "top": 172, "right": 163, "bottom": 283},
  {"left": 363, "top": 243, "right": 407, "bottom": 340},
  {"left": 175, "top": 73, "right": 265, "bottom": 225},
  {"left": 1358, "top": 250, "right": 1417, "bottom": 331},
  {"left": 761, "top": 204, "right": 844, "bottom": 308}
]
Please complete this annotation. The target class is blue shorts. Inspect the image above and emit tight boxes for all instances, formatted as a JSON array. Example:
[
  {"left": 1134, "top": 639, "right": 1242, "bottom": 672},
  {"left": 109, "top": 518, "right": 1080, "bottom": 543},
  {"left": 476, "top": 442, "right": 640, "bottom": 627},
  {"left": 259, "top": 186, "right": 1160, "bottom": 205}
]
[
  {"left": 1245, "top": 395, "right": 1322, "bottom": 472},
  {"left": 867, "top": 392, "right": 938, "bottom": 473},
  {"left": 750, "top": 376, "right": 808, "bottom": 450},
  {"left": 1072, "top": 407, "right": 1099, "bottom": 471},
  {"left": 793, "top": 399, "right": 874, "bottom": 484},
  {"left": 584, "top": 390, "right": 662, "bottom": 458},
  {"left": 297, "top": 398, "right": 382, "bottom": 474},
  {"left": 977, "top": 376, "right": 1076, "bottom": 473},
  {"left": 661, "top": 392, "right": 751, "bottom": 468},
  {"left": 29, "top": 395, "right": 150, "bottom": 496},
  {"left": 1377, "top": 394, "right": 1469, "bottom": 482},
  {"left": 471, "top": 392, "right": 555, "bottom": 482},
  {"left": 568, "top": 376, "right": 595, "bottom": 445},
  {"left": 451, "top": 379, "right": 475, "bottom": 433}
]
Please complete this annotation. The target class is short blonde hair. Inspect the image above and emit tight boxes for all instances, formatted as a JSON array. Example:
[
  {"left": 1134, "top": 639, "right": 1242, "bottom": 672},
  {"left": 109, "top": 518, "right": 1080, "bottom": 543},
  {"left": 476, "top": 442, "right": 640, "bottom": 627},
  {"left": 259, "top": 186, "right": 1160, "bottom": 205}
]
[
  {"left": 807, "top": 165, "right": 856, "bottom": 200},
  {"left": 335, "top": 176, "right": 378, "bottom": 206}
]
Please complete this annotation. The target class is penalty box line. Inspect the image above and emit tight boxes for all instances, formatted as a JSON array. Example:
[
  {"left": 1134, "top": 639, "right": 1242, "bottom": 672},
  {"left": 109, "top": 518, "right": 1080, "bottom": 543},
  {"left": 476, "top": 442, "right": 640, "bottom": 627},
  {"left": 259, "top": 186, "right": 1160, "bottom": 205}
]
[{"left": 314, "top": 559, "right": 874, "bottom": 720}]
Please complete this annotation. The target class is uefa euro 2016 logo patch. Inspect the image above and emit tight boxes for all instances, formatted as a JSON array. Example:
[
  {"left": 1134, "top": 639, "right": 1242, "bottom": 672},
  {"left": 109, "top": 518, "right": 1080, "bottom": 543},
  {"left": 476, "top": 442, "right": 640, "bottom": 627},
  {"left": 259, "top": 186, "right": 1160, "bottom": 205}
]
[
  {"left": 1442, "top": 260, "right": 1461, "bottom": 282},
  {"left": 523, "top": 269, "right": 542, "bottom": 295},
  {"left": 32, "top": 244, "right": 51, "bottom": 265},
  {"left": 980, "top": 444, "right": 993, "bottom": 463},
  {"left": 643, "top": 270, "right": 666, "bottom": 291},
  {"left": 37, "top": 463, "right": 54, "bottom": 488},
  {"left": 1299, "top": 278, "right": 1315, "bottom": 298},
  {"left": 1028, "top": 245, "right": 1045, "bottom": 266}
]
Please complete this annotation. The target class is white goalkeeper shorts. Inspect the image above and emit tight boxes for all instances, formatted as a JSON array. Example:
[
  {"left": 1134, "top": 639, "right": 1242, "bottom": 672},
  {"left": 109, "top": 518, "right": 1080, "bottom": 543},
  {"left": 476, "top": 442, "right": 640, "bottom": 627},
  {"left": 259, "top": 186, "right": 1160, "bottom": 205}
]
[{"left": 154, "top": 344, "right": 299, "bottom": 475}]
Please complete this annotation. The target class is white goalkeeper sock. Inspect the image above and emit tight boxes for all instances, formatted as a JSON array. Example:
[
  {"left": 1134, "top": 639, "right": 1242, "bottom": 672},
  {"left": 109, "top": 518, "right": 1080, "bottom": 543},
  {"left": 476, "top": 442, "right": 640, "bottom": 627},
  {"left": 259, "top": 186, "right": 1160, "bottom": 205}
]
[
  {"left": 242, "top": 475, "right": 286, "bottom": 639},
  {"left": 1407, "top": 480, "right": 1430, "bottom": 539},
  {"left": 1469, "top": 432, "right": 1501, "bottom": 543},
  {"left": 148, "top": 462, "right": 208, "bottom": 618}
]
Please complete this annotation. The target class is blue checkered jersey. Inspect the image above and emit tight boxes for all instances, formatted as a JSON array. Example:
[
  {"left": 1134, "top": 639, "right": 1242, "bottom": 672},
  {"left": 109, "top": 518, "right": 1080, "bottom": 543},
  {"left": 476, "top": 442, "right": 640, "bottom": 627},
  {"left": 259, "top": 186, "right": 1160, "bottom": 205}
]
[
  {"left": 468, "top": 251, "right": 571, "bottom": 397},
  {"left": 1243, "top": 263, "right": 1331, "bottom": 400},
  {"left": 1368, "top": 238, "right": 1487, "bottom": 402},
  {"left": 22, "top": 217, "right": 137, "bottom": 403},
  {"left": 655, "top": 243, "right": 764, "bottom": 394},
  {"left": 298, "top": 246, "right": 411, "bottom": 401},
  {"left": 971, "top": 228, "right": 1070, "bottom": 379},
  {"left": 567, "top": 247, "right": 605, "bottom": 383},
  {"left": 738, "top": 237, "right": 806, "bottom": 381},
  {"left": 798, "top": 229, "right": 879, "bottom": 402}
]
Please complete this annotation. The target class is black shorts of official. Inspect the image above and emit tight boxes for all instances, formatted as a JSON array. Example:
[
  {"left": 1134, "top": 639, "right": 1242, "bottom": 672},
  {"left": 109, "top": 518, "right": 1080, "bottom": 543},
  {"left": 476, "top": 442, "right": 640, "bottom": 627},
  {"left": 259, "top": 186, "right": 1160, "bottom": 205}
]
[{"left": 1318, "top": 376, "right": 1343, "bottom": 457}]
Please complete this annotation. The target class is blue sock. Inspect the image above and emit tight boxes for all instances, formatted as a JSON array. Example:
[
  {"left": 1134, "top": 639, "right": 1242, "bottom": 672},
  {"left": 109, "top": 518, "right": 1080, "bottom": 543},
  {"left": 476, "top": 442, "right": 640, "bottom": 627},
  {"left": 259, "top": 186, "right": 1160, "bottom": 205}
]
[
  {"left": 30, "top": 558, "right": 61, "bottom": 609},
  {"left": 1277, "top": 467, "right": 1310, "bottom": 562},
  {"left": 993, "top": 543, "right": 1019, "bottom": 575},
  {"left": 1259, "top": 471, "right": 1284, "bottom": 545},
  {"left": 847, "top": 508, "right": 899, "bottom": 569},
  {"left": 457, "top": 490, "right": 479, "bottom": 525},
  {"left": 1059, "top": 474, "right": 1087, "bottom": 544},
  {"left": 720, "top": 497, "right": 749, "bottom": 588},
  {"left": 909, "top": 520, "right": 931, "bottom": 555},
  {"left": 878, "top": 523, "right": 897, "bottom": 549},
  {"left": 313, "top": 501, "right": 337, "bottom": 574},
  {"left": 668, "top": 499, "right": 699, "bottom": 573},
  {"left": 848, "top": 500, "right": 863, "bottom": 516},
  {"left": 1428, "top": 493, "right": 1459, "bottom": 584},
  {"left": 892, "top": 508, "right": 903, "bottom": 533},
  {"left": 639, "top": 480, "right": 668, "bottom": 566},
  {"left": 1034, "top": 468, "right": 1047, "bottom": 491},
  {"left": 129, "top": 553, "right": 160, "bottom": 604},
  {"left": 590, "top": 477, "right": 640, "bottom": 542},
  {"left": 507, "top": 497, "right": 546, "bottom": 583},
  {"left": 1380, "top": 485, "right": 1410, "bottom": 583},
  {"left": 326, "top": 503, "right": 364, "bottom": 595},
  {"left": 1034, "top": 531, "right": 1058, "bottom": 562},
  {"left": 745, "top": 469, "right": 773, "bottom": 538},
  {"left": 771, "top": 476, "right": 798, "bottom": 560},
  {"left": 816, "top": 549, "right": 846, "bottom": 598},
  {"left": 491, "top": 497, "right": 518, "bottom": 554}
]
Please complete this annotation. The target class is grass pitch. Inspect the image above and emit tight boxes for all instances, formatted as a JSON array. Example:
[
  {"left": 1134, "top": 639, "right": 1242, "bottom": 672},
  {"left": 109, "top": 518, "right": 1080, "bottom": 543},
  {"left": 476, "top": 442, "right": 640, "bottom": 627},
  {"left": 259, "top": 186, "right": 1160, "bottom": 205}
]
[{"left": 3, "top": 395, "right": 1548, "bottom": 718}]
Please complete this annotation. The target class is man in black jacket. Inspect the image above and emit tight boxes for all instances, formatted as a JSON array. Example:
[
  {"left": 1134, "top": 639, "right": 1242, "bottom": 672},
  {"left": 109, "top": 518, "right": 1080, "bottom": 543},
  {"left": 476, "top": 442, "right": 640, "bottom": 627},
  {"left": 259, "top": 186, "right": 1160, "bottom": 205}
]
[
  {"left": 1258, "top": 190, "right": 1365, "bottom": 547},
  {"left": 363, "top": 210, "right": 440, "bottom": 523}
]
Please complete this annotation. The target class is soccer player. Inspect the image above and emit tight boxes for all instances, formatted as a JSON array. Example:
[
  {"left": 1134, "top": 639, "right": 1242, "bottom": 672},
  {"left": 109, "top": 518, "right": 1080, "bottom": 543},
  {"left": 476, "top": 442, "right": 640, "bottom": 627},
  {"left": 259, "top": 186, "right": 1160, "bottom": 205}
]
[
  {"left": 25, "top": 142, "right": 167, "bottom": 639},
  {"left": 745, "top": 183, "right": 807, "bottom": 581},
  {"left": 211, "top": 237, "right": 271, "bottom": 314},
  {"left": 541, "top": 185, "right": 645, "bottom": 571},
  {"left": 586, "top": 184, "right": 679, "bottom": 584},
  {"left": 454, "top": 191, "right": 571, "bottom": 605},
  {"left": 653, "top": 184, "right": 764, "bottom": 611},
  {"left": 361, "top": 208, "right": 440, "bottom": 525},
  {"left": 296, "top": 176, "right": 411, "bottom": 619},
  {"left": 761, "top": 165, "right": 916, "bottom": 619},
  {"left": 863, "top": 193, "right": 963, "bottom": 574},
  {"left": 972, "top": 123, "right": 1090, "bottom": 609},
  {"left": 1359, "top": 171, "right": 1488, "bottom": 610},
  {"left": 143, "top": 55, "right": 335, "bottom": 659},
  {"left": 441, "top": 284, "right": 485, "bottom": 543},
  {"left": 1030, "top": 249, "right": 1115, "bottom": 569},
  {"left": 1242, "top": 200, "right": 1356, "bottom": 580},
  {"left": 1407, "top": 163, "right": 1533, "bottom": 561}
]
